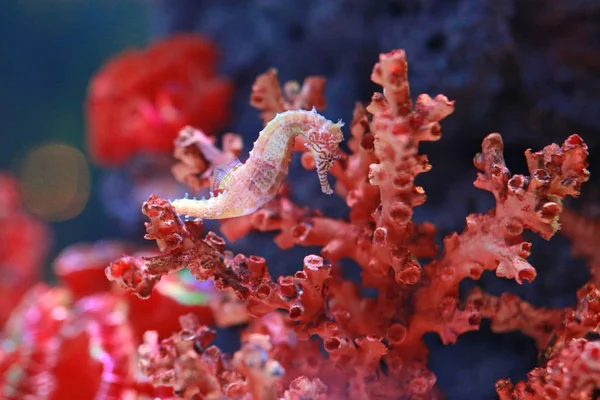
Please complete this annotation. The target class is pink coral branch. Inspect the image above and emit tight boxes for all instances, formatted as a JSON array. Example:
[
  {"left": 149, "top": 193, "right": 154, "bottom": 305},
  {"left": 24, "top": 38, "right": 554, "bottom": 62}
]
[
  {"left": 171, "top": 126, "right": 242, "bottom": 193},
  {"left": 466, "top": 287, "right": 567, "bottom": 349},
  {"left": 107, "top": 193, "right": 445, "bottom": 398},
  {"left": 250, "top": 68, "right": 326, "bottom": 125},
  {"left": 403, "top": 133, "right": 589, "bottom": 350},
  {"left": 366, "top": 50, "right": 454, "bottom": 286},
  {"left": 560, "top": 209, "right": 600, "bottom": 284}
]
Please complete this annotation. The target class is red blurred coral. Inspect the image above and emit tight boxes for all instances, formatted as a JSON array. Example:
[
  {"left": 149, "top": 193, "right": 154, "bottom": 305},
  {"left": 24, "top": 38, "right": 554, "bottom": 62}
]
[
  {"left": 0, "top": 236, "right": 216, "bottom": 399},
  {"left": 560, "top": 208, "right": 600, "bottom": 285},
  {"left": 0, "top": 174, "right": 51, "bottom": 327},
  {"left": 54, "top": 241, "right": 129, "bottom": 300},
  {"left": 55, "top": 239, "right": 215, "bottom": 339},
  {"left": 87, "top": 34, "right": 233, "bottom": 166}
]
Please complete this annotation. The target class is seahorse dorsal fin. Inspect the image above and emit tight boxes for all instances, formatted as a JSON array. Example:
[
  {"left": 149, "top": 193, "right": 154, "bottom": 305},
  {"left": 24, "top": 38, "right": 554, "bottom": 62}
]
[{"left": 211, "top": 158, "right": 242, "bottom": 190}]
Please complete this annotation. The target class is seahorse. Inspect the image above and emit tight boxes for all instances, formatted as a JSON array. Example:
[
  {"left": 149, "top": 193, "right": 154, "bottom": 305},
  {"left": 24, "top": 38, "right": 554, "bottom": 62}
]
[{"left": 170, "top": 108, "right": 344, "bottom": 219}]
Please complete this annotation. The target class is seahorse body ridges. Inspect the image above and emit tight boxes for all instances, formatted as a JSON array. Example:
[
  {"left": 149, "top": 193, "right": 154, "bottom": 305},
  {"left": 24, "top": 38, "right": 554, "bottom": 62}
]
[{"left": 171, "top": 109, "right": 344, "bottom": 219}]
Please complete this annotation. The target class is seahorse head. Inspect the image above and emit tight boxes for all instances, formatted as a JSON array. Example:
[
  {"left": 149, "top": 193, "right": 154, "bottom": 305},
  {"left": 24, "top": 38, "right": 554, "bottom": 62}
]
[{"left": 304, "top": 113, "right": 344, "bottom": 195}]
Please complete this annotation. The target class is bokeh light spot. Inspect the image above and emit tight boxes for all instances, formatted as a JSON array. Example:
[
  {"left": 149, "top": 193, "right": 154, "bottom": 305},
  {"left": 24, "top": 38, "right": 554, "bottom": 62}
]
[{"left": 18, "top": 143, "right": 90, "bottom": 221}]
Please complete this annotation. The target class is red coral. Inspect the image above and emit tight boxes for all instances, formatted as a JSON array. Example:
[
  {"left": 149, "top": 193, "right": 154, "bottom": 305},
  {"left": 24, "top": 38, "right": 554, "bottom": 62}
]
[
  {"left": 3, "top": 45, "right": 597, "bottom": 399},
  {"left": 466, "top": 287, "right": 567, "bottom": 349},
  {"left": 171, "top": 126, "right": 243, "bottom": 193},
  {"left": 0, "top": 285, "right": 137, "bottom": 400},
  {"left": 107, "top": 196, "right": 332, "bottom": 338},
  {"left": 0, "top": 285, "right": 70, "bottom": 399},
  {"left": 56, "top": 239, "right": 215, "bottom": 339},
  {"left": 100, "top": 49, "right": 594, "bottom": 399},
  {"left": 227, "top": 54, "right": 442, "bottom": 288},
  {"left": 250, "top": 68, "right": 326, "bottom": 125},
  {"left": 0, "top": 234, "right": 216, "bottom": 399},
  {"left": 497, "top": 284, "right": 600, "bottom": 399},
  {"left": 87, "top": 34, "right": 233, "bottom": 166},
  {"left": 106, "top": 193, "right": 441, "bottom": 398},
  {"left": 0, "top": 174, "right": 51, "bottom": 327},
  {"left": 403, "top": 133, "right": 589, "bottom": 347},
  {"left": 560, "top": 208, "right": 600, "bottom": 285},
  {"left": 54, "top": 241, "right": 129, "bottom": 300},
  {"left": 138, "top": 314, "right": 233, "bottom": 398}
]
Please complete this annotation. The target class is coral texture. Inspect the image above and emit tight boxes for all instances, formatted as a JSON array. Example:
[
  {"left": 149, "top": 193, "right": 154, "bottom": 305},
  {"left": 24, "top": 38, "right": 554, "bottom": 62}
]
[{"left": 98, "top": 49, "right": 595, "bottom": 399}]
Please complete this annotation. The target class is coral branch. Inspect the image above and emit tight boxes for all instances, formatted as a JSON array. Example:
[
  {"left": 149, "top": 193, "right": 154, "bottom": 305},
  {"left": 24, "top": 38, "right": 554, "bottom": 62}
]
[
  {"left": 171, "top": 126, "right": 242, "bottom": 192},
  {"left": 475, "top": 134, "right": 589, "bottom": 240},
  {"left": 366, "top": 50, "right": 454, "bottom": 285},
  {"left": 497, "top": 284, "right": 600, "bottom": 399},
  {"left": 560, "top": 209, "right": 600, "bottom": 284},
  {"left": 466, "top": 287, "right": 566, "bottom": 349},
  {"left": 107, "top": 196, "right": 333, "bottom": 338},
  {"left": 404, "top": 133, "right": 589, "bottom": 348},
  {"left": 250, "top": 68, "right": 326, "bottom": 125}
]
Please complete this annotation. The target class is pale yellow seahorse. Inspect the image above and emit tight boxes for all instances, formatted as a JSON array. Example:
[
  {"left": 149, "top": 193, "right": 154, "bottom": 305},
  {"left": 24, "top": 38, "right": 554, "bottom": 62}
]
[{"left": 170, "top": 109, "right": 344, "bottom": 219}]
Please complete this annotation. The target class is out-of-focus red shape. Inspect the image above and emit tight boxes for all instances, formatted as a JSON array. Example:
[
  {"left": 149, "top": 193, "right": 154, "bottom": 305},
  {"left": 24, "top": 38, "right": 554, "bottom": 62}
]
[
  {"left": 87, "top": 34, "right": 233, "bottom": 166},
  {"left": 125, "top": 273, "right": 216, "bottom": 340},
  {"left": 54, "top": 241, "right": 128, "bottom": 300},
  {"left": 55, "top": 241, "right": 215, "bottom": 340},
  {"left": 1, "top": 239, "right": 216, "bottom": 398},
  {"left": 50, "top": 330, "right": 103, "bottom": 400},
  {"left": 0, "top": 174, "right": 50, "bottom": 327}
]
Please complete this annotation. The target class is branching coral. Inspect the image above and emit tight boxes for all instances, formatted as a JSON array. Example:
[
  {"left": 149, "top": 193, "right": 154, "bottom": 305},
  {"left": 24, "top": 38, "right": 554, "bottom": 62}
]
[
  {"left": 2, "top": 42, "right": 596, "bottom": 399},
  {"left": 102, "top": 48, "right": 593, "bottom": 399}
]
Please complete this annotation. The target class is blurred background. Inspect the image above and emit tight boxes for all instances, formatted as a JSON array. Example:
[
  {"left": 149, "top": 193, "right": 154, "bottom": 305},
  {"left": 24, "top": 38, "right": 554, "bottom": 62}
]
[
  {"left": 0, "top": 1, "right": 149, "bottom": 278},
  {"left": 1, "top": 1, "right": 598, "bottom": 398}
]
